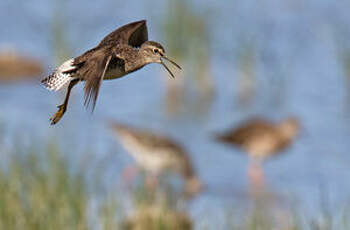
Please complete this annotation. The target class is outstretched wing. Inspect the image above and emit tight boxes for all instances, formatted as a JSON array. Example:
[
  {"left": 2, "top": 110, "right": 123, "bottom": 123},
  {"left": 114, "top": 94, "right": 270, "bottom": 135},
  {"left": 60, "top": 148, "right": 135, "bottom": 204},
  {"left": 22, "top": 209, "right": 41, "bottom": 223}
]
[
  {"left": 76, "top": 48, "right": 112, "bottom": 111},
  {"left": 98, "top": 20, "right": 148, "bottom": 48}
]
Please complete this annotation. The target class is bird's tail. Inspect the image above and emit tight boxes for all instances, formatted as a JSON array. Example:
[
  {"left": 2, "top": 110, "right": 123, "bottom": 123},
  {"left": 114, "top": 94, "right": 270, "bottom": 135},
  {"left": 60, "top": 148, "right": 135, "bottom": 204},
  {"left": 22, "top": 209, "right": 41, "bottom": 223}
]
[{"left": 41, "top": 58, "right": 76, "bottom": 91}]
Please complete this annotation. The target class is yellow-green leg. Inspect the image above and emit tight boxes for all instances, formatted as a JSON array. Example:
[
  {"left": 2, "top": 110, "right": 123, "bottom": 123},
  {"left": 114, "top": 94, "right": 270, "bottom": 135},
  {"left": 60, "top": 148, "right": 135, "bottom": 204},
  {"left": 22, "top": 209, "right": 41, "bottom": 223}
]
[{"left": 50, "top": 79, "right": 79, "bottom": 125}]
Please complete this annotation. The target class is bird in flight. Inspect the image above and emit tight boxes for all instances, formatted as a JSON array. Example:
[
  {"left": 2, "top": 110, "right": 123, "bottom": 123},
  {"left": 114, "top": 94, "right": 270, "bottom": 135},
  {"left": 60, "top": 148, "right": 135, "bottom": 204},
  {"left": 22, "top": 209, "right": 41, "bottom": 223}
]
[{"left": 42, "top": 20, "right": 181, "bottom": 125}]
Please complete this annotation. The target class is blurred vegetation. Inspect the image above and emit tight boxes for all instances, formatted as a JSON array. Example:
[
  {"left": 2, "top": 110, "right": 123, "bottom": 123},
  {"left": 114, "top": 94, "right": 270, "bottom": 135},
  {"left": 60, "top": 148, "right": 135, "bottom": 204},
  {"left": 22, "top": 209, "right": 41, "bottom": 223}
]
[
  {"left": 0, "top": 144, "right": 89, "bottom": 230},
  {"left": 235, "top": 40, "right": 258, "bottom": 108},
  {"left": 122, "top": 205, "right": 192, "bottom": 230},
  {"left": 51, "top": 0, "right": 72, "bottom": 64},
  {"left": 0, "top": 141, "right": 121, "bottom": 230},
  {"left": 0, "top": 137, "right": 349, "bottom": 229},
  {"left": 335, "top": 39, "right": 350, "bottom": 115},
  {"left": 162, "top": 0, "right": 214, "bottom": 116}
]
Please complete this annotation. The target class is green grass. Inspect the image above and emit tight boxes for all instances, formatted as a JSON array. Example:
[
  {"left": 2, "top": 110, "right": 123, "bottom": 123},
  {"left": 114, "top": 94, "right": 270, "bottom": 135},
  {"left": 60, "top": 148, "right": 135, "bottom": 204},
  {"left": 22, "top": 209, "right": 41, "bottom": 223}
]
[
  {"left": 0, "top": 139, "right": 349, "bottom": 230},
  {"left": 0, "top": 144, "right": 89, "bottom": 230},
  {"left": 162, "top": 0, "right": 215, "bottom": 115}
]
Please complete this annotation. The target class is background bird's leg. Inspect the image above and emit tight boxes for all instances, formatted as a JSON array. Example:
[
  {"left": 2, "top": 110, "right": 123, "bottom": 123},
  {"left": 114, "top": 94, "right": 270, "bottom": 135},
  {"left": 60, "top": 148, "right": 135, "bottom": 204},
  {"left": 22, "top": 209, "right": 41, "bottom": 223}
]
[
  {"left": 50, "top": 79, "right": 79, "bottom": 125},
  {"left": 121, "top": 164, "right": 139, "bottom": 187},
  {"left": 145, "top": 173, "right": 159, "bottom": 192},
  {"left": 248, "top": 157, "right": 265, "bottom": 189}
]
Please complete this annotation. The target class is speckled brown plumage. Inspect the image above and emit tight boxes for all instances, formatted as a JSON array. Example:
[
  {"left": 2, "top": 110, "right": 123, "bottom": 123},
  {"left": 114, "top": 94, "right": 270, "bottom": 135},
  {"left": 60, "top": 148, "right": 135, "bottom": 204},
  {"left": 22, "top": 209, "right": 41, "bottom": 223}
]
[
  {"left": 216, "top": 117, "right": 300, "bottom": 160},
  {"left": 42, "top": 20, "right": 181, "bottom": 125},
  {"left": 111, "top": 122, "right": 201, "bottom": 196}
]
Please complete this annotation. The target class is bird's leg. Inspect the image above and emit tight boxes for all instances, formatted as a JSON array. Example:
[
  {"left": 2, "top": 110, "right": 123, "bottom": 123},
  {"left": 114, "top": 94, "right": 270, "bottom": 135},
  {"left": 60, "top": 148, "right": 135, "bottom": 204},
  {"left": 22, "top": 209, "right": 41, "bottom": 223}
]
[
  {"left": 145, "top": 173, "right": 159, "bottom": 191},
  {"left": 50, "top": 79, "right": 79, "bottom": 125},
  {"left": 121, "top": 164, "right": 139, "bottom": 187},
  {"left": 248, "top": 157, "right": 265, "bottom": 189}
]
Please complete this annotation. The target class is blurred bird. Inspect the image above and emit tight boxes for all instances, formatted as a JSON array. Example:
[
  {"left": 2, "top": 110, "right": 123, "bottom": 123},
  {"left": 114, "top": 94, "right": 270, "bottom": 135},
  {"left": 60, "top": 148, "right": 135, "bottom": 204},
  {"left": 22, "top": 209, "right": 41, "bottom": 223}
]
[
  {"left": 110, "top": 122, "right": 201, "bottom": 197},
  {"left": 0, "top": 51, "right": 43, "bottom": 81},
  {"left": 216, "top": 117, "right": 300, "bottom": 186},
  {"left": 41, "top": 20, "right": 181, "bottom": 125}
]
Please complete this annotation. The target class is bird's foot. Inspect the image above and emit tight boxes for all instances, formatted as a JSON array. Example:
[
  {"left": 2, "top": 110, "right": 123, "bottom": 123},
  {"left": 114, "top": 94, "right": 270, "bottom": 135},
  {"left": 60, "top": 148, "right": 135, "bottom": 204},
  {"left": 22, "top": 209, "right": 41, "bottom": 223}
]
[
  {"left": 121, "top": 165, "right": 139, "bottom": 187},
  {"left": 49, "top": 104, "right": 66, "bottom": 125},
  {"left": 145, "top": 174, "right": 158, "bottom": 191}
]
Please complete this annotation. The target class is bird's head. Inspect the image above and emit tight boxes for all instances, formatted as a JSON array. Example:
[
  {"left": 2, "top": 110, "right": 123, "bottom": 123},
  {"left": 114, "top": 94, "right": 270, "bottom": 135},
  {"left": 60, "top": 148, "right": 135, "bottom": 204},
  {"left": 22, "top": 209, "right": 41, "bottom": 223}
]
[
  {"left": 110, "top": 123, "right": 140, "bottom": 143},
  {"left": 140, "top": 41, "right": 181, "bottom": 78},
  {"left": 279, "top": 117, "right": 300, "bottom": 140}
]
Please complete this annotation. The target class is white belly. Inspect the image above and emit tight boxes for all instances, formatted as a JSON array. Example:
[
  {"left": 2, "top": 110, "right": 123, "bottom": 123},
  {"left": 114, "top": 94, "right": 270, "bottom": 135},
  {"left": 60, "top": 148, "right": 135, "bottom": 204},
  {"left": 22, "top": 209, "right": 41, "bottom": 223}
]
[{"left": 120, "top": 136, "right": 170, "bottom": 174}]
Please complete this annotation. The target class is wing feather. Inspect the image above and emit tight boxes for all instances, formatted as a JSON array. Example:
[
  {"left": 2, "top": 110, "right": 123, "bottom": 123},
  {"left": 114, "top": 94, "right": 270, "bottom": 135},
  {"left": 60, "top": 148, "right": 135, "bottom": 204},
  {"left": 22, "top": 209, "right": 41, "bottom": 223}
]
[
  {"left": 217, "top": 119, "right": 274, "bottom": 146},
  {"left": 79, "top": 51, "right": 112, "bottom": 111},
  {"left": 98, "top": 20, "right": 148, "bottom": 47}
]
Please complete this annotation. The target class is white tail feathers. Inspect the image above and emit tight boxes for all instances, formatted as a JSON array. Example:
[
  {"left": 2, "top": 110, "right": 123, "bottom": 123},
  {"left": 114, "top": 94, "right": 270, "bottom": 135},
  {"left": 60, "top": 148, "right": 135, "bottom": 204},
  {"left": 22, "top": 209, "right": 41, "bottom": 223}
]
[{"left": 42, "top": 58, "right": 77, "bottom": 91}]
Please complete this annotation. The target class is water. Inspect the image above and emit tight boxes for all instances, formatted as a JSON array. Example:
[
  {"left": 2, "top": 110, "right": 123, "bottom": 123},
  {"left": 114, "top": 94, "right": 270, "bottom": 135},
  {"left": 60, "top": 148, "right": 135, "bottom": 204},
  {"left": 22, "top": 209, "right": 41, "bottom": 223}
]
[{"left": 1, "top": 0, "right": 350, "bottom": 223}]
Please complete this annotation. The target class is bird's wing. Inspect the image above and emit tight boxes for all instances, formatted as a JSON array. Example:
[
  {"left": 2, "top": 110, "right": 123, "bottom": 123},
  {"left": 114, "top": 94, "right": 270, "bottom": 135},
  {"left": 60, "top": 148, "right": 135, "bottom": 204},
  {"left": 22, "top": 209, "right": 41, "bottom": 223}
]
[
  {"left": 74, "top": 47, "right": 100, "bottom": 65},
  {"left": 149, "top": 135, "right": 195, "bottom": 176},
  {"left": 125, "top": 127, "right": 185, "bottom": 155},
  {"left": 217, "top": 119, "right": 274, "bottom": 146},
  {"left": 98, "top": 20, "right": 148, "bottom": 47},
  {"left": 76, "top": 48, "right": 112, "bottom": 111}
]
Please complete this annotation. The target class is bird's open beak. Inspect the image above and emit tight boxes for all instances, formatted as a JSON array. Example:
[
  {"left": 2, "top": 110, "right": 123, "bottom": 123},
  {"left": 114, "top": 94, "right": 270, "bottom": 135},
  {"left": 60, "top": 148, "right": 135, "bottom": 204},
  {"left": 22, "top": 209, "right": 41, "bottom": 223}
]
[{"left": 161, "top": 56, "right": 182, "bottom": 79}]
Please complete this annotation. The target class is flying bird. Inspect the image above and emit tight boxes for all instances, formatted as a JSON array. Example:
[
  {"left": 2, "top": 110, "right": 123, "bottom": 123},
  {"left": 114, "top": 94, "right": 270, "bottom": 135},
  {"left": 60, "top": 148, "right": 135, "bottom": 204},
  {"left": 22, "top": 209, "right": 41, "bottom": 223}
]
[{"left": 42, "top": 20, "right": 181, "bottom": 125}]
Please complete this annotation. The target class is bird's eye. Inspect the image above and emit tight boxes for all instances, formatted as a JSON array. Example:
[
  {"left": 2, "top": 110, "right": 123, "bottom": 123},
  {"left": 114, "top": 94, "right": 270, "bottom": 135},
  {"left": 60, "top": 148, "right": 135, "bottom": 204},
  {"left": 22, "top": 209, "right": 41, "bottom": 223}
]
[{"left": 153, "top": 49, "right": 159, "bottom": 54}]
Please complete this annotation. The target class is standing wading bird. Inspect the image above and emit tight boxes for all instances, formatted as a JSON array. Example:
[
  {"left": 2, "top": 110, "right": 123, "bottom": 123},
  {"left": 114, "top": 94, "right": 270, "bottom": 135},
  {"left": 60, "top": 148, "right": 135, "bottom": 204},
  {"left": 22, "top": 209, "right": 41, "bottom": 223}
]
[
  {"left": 110, "top": 122, "right": 202, "bottom": 197},
  {"left": 41, "top": 20, "right": 181, "bottom": 125},
  {"left": 0, "top": 51, "right": 43, "bottom": 81},
  {"left": 215, "top": 117, "right": 300, "bottom": 186}
]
